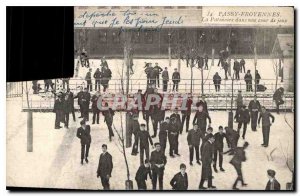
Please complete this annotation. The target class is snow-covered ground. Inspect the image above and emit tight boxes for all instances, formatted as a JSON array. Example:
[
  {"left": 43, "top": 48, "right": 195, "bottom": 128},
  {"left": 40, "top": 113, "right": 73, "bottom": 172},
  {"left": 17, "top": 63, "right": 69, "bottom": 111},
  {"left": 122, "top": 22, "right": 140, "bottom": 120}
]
[{"left": 7, "top": 97, "right": 294, "bottom": 190}]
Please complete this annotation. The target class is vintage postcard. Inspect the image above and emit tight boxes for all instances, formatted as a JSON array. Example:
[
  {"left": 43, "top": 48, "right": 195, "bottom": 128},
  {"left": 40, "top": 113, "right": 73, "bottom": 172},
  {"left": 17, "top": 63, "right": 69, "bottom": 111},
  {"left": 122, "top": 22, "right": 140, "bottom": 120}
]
[{"left": 6, "top": 6, "right": 294, "bottom": 191}]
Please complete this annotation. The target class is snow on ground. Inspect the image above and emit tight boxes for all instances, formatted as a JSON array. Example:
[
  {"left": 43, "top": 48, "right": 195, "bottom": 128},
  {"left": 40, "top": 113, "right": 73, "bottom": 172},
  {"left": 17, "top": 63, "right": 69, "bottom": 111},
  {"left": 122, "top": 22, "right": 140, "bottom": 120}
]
[{"left": 7, "top": 97, "right": 294, "bottom": 190}]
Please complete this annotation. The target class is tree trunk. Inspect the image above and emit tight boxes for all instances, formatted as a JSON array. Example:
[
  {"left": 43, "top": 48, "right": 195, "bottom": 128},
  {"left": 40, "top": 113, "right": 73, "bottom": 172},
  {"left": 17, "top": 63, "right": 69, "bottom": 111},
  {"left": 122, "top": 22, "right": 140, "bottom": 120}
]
[
  {"left": 254, "top": 46, "right": 257, "bottom": 95},
  {"left": 25, "top": 82, "right": 33, "bottom": 152},
  {"left": 201, "top": 68, "right": 204, "bottom": 95}
]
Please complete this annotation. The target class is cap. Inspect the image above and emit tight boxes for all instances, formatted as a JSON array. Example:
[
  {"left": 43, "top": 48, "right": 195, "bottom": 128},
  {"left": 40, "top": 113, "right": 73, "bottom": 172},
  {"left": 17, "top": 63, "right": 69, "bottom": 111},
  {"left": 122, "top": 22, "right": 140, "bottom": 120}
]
[{"left": 267, "top": 169, "right": 276, "bottom": 177}]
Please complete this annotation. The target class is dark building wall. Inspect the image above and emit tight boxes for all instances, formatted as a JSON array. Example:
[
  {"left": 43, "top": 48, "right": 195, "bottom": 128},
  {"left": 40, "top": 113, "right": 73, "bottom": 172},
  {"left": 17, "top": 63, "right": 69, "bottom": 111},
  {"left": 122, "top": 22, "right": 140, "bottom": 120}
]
[{"left": 74, "top": 27, "right": 294, "bottom": 58}]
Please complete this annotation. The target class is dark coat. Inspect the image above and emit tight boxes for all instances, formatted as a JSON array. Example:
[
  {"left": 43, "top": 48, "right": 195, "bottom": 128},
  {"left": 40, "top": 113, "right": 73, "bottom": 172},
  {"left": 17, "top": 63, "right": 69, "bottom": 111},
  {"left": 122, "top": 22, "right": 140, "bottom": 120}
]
[
  {"left": 94, "top": 70, "right": 102, "bottom": 80},
  {"left": 76, "top": 125, "right": 91, "bottom": 145},
  {"left": 102, "top": 108, "right": 114, "bottom": 125},
  {"left": 170, "top": 172, "right": 188, "bottom": 190},
  {"left": 233, "top": 61, "right": 240, "bottom": 71},
  {"left": 237, "top": 109, "right": 250, "bottom": 123},
  {"left": 229, "top": 147, "right": 246, "bottom": 166},
  {"left": 187, "top": 129, "right": 201, "bottom": 146},
  {"left": 135, "top": 165, "right": 152, "bottom": 181},
  {"left": 258, "top": 111, "right": 275, "bottom": 127},
  {"left": 63, "top": 98, "right": 72, "bottom": 113},
  {"left": 181, "top": 98, "right": 193, "bottom": 115},
  {"left": 170, "top": 113, "right": 181, "bottom": 125},
  {"left": 85, "top": 71, "right": 92, "bottom": 80},
  {"left": 162, "top": 70, "right": 169, "bottom": 81},
  {"left": 150, "top": 150, "right": 167, "bottom": 172},
  {"left": 273, "top": 88, "right": 284, "bottom": 101},
  {"left": 137, "top": 131, "right": 153, "bottom": 148},
  {"left": 265, "top": 179, "right": 281, "bottom": 190},
  {"left": 172, "top": 72, "right": 180, "bottom": 82},
  {"left": 248, "top": 100, "right": 261, "bottom": 112},
  {"left": 213, "top": 74, "right": 221, "bottom": 85},
  {"left": 214, "top": 132, "right": 227, "bottom": 149},
  {"left": 53, "top": 99, "right": 64, "bottom": 122},
  {"left": 91, "top": 95, "right": 100, "bottom": 112},
  {"left": 97, "top": 152, "right": 113, "bottom": 178},
  {"left": 192, "top": 111, "right": 211, "bottom": 129},
  {"left": 201, "top": 140, "right": 214, "bottom": 179},
  {"left": 244, "top": 73, "right": 252, "bottom": 83},
  {"left": 159, "top": 122, "right": 169, "bottom": 144},
  {"left": 74, "top": 91, "right": 84, "bottom": 105}
]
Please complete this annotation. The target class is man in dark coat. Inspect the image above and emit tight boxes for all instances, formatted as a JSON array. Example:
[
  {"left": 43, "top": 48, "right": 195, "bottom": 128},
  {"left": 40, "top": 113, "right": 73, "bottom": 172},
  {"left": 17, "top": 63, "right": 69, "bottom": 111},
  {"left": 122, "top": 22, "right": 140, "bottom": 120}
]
[
  {"left": 204, "top": 54, "right": 209, "bottom": 70},
  {"left": 91, "top": 91, "right": 100, "bottom": 124},
  {"left": 170, "top": 163, "right": 188, "bottom": 190},
  {"left": 63, "top": 94, "right": 72, "bottom": 128},
  {"left": 145, "top": 63, "right": 153, "bottom": 86},
  {"left": 135, "top": 159, "right": 152, "bottom": 190},
  {"left": 223, "top": 61, "right": 229, "bottom": 80},
  {"left": 196, "top": 95, "right": 209, "bottom": 114},
  {"left": 85, "top": 68, "right": 92, "bottom": 92},
  {"left": 234, "top": 90, "right": 243, "bottom": 121},
  {"left": 248, "top": 95, "right": 261, "bottom": 131},
  {"left": 193, "top": 105, "right": 211, "bottom": 134},
  {"left": 265, "top": 169, "right": 281, "bottom": 190},
  {"left": 77, "top": 120, "right": 92, "bottom": 165},
  {"left": 170, "top": 108, "right": 182, "bottom": 133},
  {"left": 199, "top": 134, "right": 216, "bottom": 190},
  {"left": 161, "top": 67, "right": 169, "bottom": 92},
  {"left": 101, "top": 66, "right": 112, "bottom": 92},
  {"left": 224, "top": 142, "right": 249, "bottom": 190},
  {"left": 66, "top": 88, "right": 76, "bottom": 121},
  {"left": 255, "top": 70, "right": 261, "bottom": 85},
  {"left": 244, "top": 70, "right": 253, "bottom": 92},
  {"left": 273, "top": 87, "right": 284, "bottom": 114},
  {"left": 172, "top": 68, "right": 180, "bottom": 92},
  {"left": 236, "top": 105, "right": 250, "bottom": 139},
  {"left": 102, "top": 103, "right": 115, "bottom": 141},
  {"left": 94, "top": 68, "right": 102, "bottom": 92},
  {"left": 187, "top": 124, "right": 202, "bottom": 165},
  {"left": 97, "top": 144, "right": 113, "bottom": 190},
  {"left": 233, "top": 59, "right": 240, "bottom": 80},
  {"left": 81, "top": 88, "right": 91, "bottom": 121},
  {"left": 159, "top": 117, "right": 170, "bottom": 155},
  {"left": 181, "top": 96, "right": 193, "bottom": 133},
  {"left": 240, "top": 58, "right": 246, "bottom": 73},
  {"left": 150, "top": 143, "right": 167, "bottom": 190},
  {"left": 213, "top": 126, "right": 228, "bottom": 172},
  {"left": 53, "top": 93, "right": 64, "bottom": 129},
  {"left": 153, "top": 62, "right": 163, "bottom": 88},
  {"left": 136, "top": 124, "right": 153, "bottom": 165},
  {"left": 168, "top": 117, "right": 180, "bottom": 157},
  {"left": 131, "top": 114, "right": 140, "bottom": 155},
  {"left": 258, "top": 106, "right": 275, "bottom": 147},
  {"left": 213, "top": 72, "right": 221, "bottom": 92},
  {"left": 74, "top": 86, "right": 84, "bottom": 118}
]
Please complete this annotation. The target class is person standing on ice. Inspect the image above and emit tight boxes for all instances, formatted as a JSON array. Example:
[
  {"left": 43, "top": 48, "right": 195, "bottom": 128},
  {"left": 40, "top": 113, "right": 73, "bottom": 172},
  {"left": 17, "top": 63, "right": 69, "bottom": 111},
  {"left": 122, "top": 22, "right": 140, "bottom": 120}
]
[
  {"left": 236, "top": 105, "right": 250, "bottom": 140},
  {"left": 153, "top": 62, "right": 163, "bottom": 88},
  {"left": 161, "top": 67, "right": 169, "bottom": 92},
  {"left": 159, "top": 117, "right": 170, "bottom": 155},
  {"left": 248, "top": 95, "right": 261, "bottom": 132},
  {"left": 213, "top": 126, "right": 228, "bottom": 172},
  {"left": 172, "top": 68, "right": 180, "bottom": 92},
  {"left": 85, "top": 68, "right": 92, "bottom": 92},
  {"left": 213, "top": 72, "right": 221, "bottom": 92},
  {"left": 273, "top": 87, "right": 284, "bottom": 114},
  {"left": 135, "top": 159, "right": 152, "bottom": 190},
  {"left": 193, "top": 105, "right": 211, "bottom": 134},
  {"left": 136, "top": 123, "right": 154, "bottom": 165},
  {"left": 258, "top": 106, "right": 275, "bottom": 148},
  {"left": 97, "top": 144, "right": 113, "bottom": 190},
  {"left": 240, "top": 58, "right": 246, "bottom": 73},
  {"left": 187, "top": 123, "right": 201, "bottom": 166},
  {"left": 224, "top": 141, "right": 249, "bottom": 190},
  {"left": 244, "top": 70, "right": 253, "bottom": 92},
  {"left": 233, "top": 58, "right": 241, "bottom": 80},
  {"left": 77, "top": 120, "right": 91, "bottom": 165},
  {"left": 265, "top": 169, "right": 281, "bottom": 190},
  {"left": 102, "top": 102, "right": 115, "bottom": 141},
  {"left": 53, "top": 92, "right": 65, "bottom": 129},
  {"left": 234, "top": 90, "right": 243, "bottom": 121},
  {"left": 170, "top": 163, "right": 188, "bottom": 190},
  {"left": 150, "top": 142, "right": 167, "bottom": 190}
]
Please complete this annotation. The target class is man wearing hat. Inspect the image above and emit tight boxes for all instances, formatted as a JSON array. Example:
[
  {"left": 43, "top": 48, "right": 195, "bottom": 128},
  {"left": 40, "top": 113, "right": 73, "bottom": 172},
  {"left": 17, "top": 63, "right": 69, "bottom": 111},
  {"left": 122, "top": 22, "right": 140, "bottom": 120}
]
[
  {"left": 258, "top": 106, "right": 275, "bottom": 147},
  {"left": 135, "top": 159, "right": 152, "bottom": 190},
  {"left": 248, "top": 95, "right": 261, "bottom": 131},
  {"left": 170, "top": 163, "right": 188, "bottom": 190},
  {"left": 199, "top": 134, "right": 216, "bottom": 190},
  {"left": 53, "top": 92, "right": 65, "bottom": 129},
  {"left": 187, "top": 124, "right": 202, "bottom": 165},
  {"left": 77, "top": 120, "right": 92, "bottom": 165},
  {"left": 172, "top": 68, "right": 180, "bottom": 92},
  {"left": 97, "top": 144, "right": 113, "bottom": 190},
  {"left": 150, "top": 142, "right": 167, "bottom": 190},
  {"left": 265, "top": 169, "right": 281, "bottom": 190},
  {"left": 213, "top": 126, "right": 227, "bottom": 172},
  {"left": 136, "top": 123, "right": 153, "bottom": 165},
  {"left": 85, "top": 68, "right": 92, "bottom": 92},
  {"left": 169, "top": 116, "right": 181, "bottom": 157},
  {"left": 236, "top": 105, "right": 250, "bottom": 140}
]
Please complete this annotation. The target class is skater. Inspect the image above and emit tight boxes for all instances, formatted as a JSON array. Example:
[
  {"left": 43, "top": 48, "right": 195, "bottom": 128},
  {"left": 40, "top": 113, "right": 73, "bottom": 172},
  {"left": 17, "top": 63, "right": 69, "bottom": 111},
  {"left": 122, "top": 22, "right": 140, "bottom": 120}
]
[
  {"left": 213, "top": 72, "right": 221, "bottom": 92},
  {"left": 97, "top": 144, "right": 113, "bottom": 190},
  {"left": 153, "top": 62, "right": 163, "bottom": 88},
  {"left": 248, "top": 95, "right": 261, "bottom": 131},
  {"left": 193, "top": 105, "right": 211, "bottom": 134},
  {"left": 172, "top": 68, "right": 180, "bottom": 92},
  {"left": 258, "top": 106, "right": 275, "bottom": 147},
  {"left": 204, "top": 54, "right": 209, "bottom": 70},
  {"left": 159, "top": 117, "right": 170, "bottom": 155},
  {"left": 131, "top": 114, "right": 140, "bottom": 155},
  {"left": 66, "top": 88, "right": 76, "bottom": 122},
  {"left": 244, "top": 70, "right": 253, "bottom": 92},
  {"left": 135, "top": 159, "right": 152, "bottom": 190},
  {"left": 187, "top": 124, "right": 202, "bottom": 165},
  {"left": 150, "top": 143, "right": 167, "bottom": 190},
  {"left": 233, "top": 59, "right": 240, "bottom": 80},
  {"left": 213, "top": 126, "right": 227, "bottom": 172},
  {"left": 53, "top": 93, "right": 65, "bottom": 129},
  {"left": 240, "top": 58, "right": 245, "bottom": 73},
  {"left": 162, "top": 67, "right": 169, "bottom": 92},
  {"left": 136, "top": 124, "right": 153, "bottom": 165},
  {"left": 145, "top": 62, "right": 153, "bottom": 86},
  {"left": 234, "top": 90, "right": 243, "bottom": 121},
  {"left": 196, "top": 94, "right": 209, "bottom": 114},
  {"left": 94, "top": 68, "right": 102, "bottom": 92},
  {"left": 91, "top": 91, "right": 100, "bottom": 124},
  {"left": 223, "top": 61, "right": 229, "bottom": 80},
  {"left": 85, "top": 68, "right": 92, "bottom": 92},
  {"left": 170, "top": 108, "right": 182, "bottom": 134},
  {"left": 63, "top": 94, "right": 72, "bottom": 128},
  {"left": 225, "top": 127, "right": 239, "bottom": 154},
  {"left": 265, "top": 169, "right": 281, "bottom": 190},
  {"left": 273, "top": 87, "right": 284, "bottom": 114},
  {"left": 102, "top": 103, "right": 115, "bottom": 141},
  {"left": 199, "top": 134, "right": 216, "bottom": 190},
  {"left": 74, "top": 86, "right": 84, "bottom": 118},
  {"left": 170, "top": 163, "right": 188, "bottom": 190},
  {"left": 236, "top": 105, "right": 250, "bottom": 140},
  {"left": 181, "top": 95, "right": 193, "bottom": 133},
  {"left": 224, "top": 142, "right": 249, "bottom": 190},
  {"left": 81, "top": 88, "right": 91, "bottom": 121},
  {"left": 77, "top": 120, "right": 91, "bottom": 165},
  {"left": 101, "top": 66, "right": 112, "bottom": 92},
  {"left": 168, "top": 117, "right": 180, "bottom": 157}
]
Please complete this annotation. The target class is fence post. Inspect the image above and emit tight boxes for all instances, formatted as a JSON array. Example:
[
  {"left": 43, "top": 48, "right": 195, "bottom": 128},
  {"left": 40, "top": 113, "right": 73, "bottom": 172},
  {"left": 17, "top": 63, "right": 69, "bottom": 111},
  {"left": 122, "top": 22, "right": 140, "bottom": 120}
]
[{"left": 208, "top": 82, "right": 211, "bottom": 93}]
